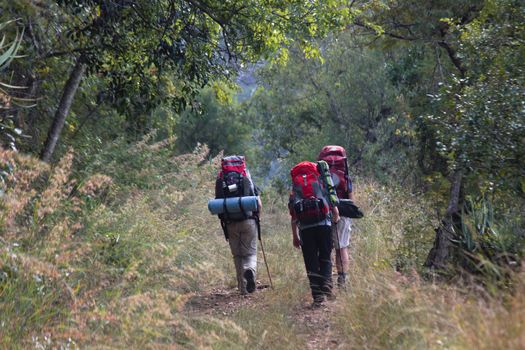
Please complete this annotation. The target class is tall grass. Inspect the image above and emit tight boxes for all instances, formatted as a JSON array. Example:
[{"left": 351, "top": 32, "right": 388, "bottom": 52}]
[
  {"left": 1, "top": 140, "right": 524, "bottom": 349},
  {"left": 328, "top": 181, "right": 525, "bottom": 349}
]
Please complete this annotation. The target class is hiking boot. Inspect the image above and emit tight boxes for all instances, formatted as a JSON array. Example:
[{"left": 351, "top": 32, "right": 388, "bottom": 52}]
[
  {"left": 325, "top": 291, "right": 336, "bottom": 301},
  {"left": 311, "top": 300, "right": 323, "bottom": 309},
  {"left": 321, "top": 281, "right": 335, "bottom": 301},
  {"left": 337, "top": 273, "right": 347, "bottom": 289},
  {"left": 321, "top": 284, "right": 336, "bottom": 301},
  {"left": 311, "top": 295, "right": 325, "bottom": 308},
  {"left": 244, "top": 269, "right": 256, "bottom": 293}
]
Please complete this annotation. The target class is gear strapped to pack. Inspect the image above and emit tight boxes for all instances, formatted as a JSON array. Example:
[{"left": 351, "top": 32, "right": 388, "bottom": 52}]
[
  {"left": 318, "top": 145, "right": 351, "bottom": 199},
  {"left": 318, "top": 145, "right": 364, "bottom": 219},
  {"left": 290, "top": 161, "right": 334, "bottom": 226},
  {"left": 215, "top": 155, "right": 258, "bottom": 239}
]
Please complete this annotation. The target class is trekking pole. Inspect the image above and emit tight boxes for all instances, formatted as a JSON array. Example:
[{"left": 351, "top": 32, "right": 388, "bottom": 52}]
[
  {"left": 256, "top": 216, "right": 274, "bottom": 289},
  {"left": 334, "top": 221, "right": 345, "bottom": 288}
]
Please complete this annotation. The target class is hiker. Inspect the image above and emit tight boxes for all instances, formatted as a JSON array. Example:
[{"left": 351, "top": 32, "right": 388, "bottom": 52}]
[
  {"left": 318, "top": 145, "right": 354, "bottom": 288},
  {"left": 289, "top": 161, "right": 340, "bottom": 306},
  {"left": 214, "top": 155, "right": 262, "bottom": 295}
]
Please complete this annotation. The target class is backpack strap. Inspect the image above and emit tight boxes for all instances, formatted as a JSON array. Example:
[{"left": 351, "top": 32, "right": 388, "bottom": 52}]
[
  {"left": 222, "top": 198, "right": 229, "bottom": 216},
  {"left": 343, "top": 157, "right": 351, "bottom": 198},
  {"left": 238, "top": 196, "right": 246, "bottom": 218},
  {"left": 239, "top": 173, "right": 243, "bottom": 192},
  {"left": 220, "top": 218, "right": 229, "bottom": 240},
  {"left": 221, "top": 172, "right": 228, "bottom": 194}
]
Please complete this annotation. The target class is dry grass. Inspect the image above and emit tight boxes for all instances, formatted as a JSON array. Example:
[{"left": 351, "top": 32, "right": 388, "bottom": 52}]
[
  {"left": 329, "top": 179, "right": 525, "bottom": 350},
  {"left": 1, "top": 142, "right": 524, "bottom": 349}
]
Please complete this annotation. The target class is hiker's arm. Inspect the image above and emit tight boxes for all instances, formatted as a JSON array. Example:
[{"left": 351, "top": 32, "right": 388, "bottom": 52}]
[
  {"left": 291, "top": 220, "right": 301, "bottom": 249},
  {"left": 332, "top": 205, "right": 340, "bottom": 223}
]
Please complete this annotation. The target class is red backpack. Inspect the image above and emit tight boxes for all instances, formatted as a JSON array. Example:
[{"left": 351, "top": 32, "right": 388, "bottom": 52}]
[
  {"left": 290, "top": 161, "right": 330, "bottom": 225},
  {"left": 217, "top": 155, "right": 258, "bottom": 223},
  {"left": 218, "top": 155, "right": 247, "bottom": 198},
  {"left": 318, "top": 145, "right": 350, "bottom": 199}
]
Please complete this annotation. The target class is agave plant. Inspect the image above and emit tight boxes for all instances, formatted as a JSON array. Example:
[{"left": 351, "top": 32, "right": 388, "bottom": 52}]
[
  {"left": 0, "top": 20, "right": 23, "bottom": 70},
  {"left": 453, "top": 195, "right": 524, "bottom": 281},
  {"left": 0, "top": 20, "right": 27, "bottom": 151}
]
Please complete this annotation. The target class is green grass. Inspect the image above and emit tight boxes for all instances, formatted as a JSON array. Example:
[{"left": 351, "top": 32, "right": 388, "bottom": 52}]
[
  {"left": 0, "top": 253, "right": 70, "bottom": 349},
  {"left": 1, "top": 142, "right": 524, "bottom": 349}
]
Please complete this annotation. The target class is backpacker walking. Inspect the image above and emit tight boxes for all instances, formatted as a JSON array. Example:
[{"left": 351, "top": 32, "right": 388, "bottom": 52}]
[
  {"left": 289, "top": 161, "right": 340, "bottom": 307},
  {"left": 318, "top": 145, "right": 354, "bottom": 288},
  {"left": 214, "top": 155, "right": 262, "bottom": 295}
]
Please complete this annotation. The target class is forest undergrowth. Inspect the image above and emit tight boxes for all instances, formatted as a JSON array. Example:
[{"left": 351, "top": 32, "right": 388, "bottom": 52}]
[{"left": 1, "top": 138, "right": 524, "bottom": 349}]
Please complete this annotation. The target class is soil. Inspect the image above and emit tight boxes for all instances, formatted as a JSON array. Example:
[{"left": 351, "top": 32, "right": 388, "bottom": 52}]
[
  {"left": 291, "top": 300, "right": 343, "bottom": 350},
  {"left": 185, "top": 282, "right": 344, "bottom": 350}
]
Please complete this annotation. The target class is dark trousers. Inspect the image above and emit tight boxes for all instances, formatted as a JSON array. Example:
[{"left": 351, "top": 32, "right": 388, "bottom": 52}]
[{"left": 300, "top": 225, "right": 333, "bottom": 302}]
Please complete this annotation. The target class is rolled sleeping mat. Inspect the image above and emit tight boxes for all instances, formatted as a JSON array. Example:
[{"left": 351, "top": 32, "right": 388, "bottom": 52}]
[{"left": 208, "top": 196, "right": 259, "bottom": 215}]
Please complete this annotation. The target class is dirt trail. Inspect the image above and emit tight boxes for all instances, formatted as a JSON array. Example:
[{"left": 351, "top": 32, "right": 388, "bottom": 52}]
[
  {"left": 291, "top": 301, "right": 343, "bottom": 350},
  {"left": 185, "top": 285, "right": 266, "bottom": 317},
  {"left": 185, "top": 283, "right": 344, "bottom": 350}
]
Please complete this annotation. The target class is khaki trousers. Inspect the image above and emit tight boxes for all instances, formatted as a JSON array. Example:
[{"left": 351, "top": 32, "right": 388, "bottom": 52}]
[{"left": 227, "top": 219, "right": 258, "bottom": 294}]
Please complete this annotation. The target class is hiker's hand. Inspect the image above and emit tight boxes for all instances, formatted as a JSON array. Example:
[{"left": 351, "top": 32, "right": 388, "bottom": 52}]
[{"left": 293, "top": 235, "right": 301, "bottom": 249}]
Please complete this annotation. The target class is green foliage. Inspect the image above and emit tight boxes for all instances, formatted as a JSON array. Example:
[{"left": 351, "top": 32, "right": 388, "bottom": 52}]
[
  {"left": 97, "top": 232, "right": 140, "bottom": 269},
  {"left": 0, "top": 0, "right": 363, "bottom": 161},
  {"left": 452, "top": 195, "right": 525, "bottom": 283},
  {"left": 0, "top": 20, "right": 26, "bottom": 151},
  {"left": 245, "top": 32, "right": 419, "bottom": 183},
  {"left": 360, "top": 0, "right": 484, "bottom": 45},
  {"left": 427, "top": 0, "right": 525, "bottom": 193},
  {"left": 348, "top": 0, "right": 525, "bottom": 272},
  {"left": 75, "top": 131, "right": 178, "bottom": 190},
  {"left": 175, "top": 84, "right": 251, "bottom": 156},
  {"left": 0, "top": 21, "right": 23, "bottom": 71},
  {"left": 0, "top": 0, "right": 524, "bottom": 348}
]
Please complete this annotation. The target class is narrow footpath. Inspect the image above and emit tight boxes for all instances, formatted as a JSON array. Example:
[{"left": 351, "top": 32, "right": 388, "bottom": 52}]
[{"left": 185, "top": 281, "right": 344, "bottom": 349}]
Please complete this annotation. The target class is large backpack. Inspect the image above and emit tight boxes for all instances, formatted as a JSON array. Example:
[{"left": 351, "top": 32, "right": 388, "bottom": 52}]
[
  {"left": 217, "top": 155, "right": 255, "bottom": 221},
  {"left": 318, "top": 145, "right": 350, "bottom": 199},
  {"left": 290, "top": 161, "right": 332, "bottom": 225}
]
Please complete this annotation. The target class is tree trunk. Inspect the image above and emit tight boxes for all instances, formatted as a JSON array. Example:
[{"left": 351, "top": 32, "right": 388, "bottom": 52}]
[
  {"left": 24, "top": 76, "right": 42, "bottom": 151},
  {"left": 14, "top": 74, "right": 38, "bottom": 129},
  {"left": 40, "top": 57, "right": 86, "bottom": 162},
  {"left": 425, "top": 169, "right": 463, "bottom": 269}
]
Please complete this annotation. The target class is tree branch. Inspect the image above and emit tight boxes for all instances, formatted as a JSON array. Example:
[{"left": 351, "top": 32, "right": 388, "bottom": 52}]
[
  {"left": 352, "top": 21, "right": 419, "bottom": 41},
  {"left": 438, "top": 40, "right": 466, "bottom": 78}
]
